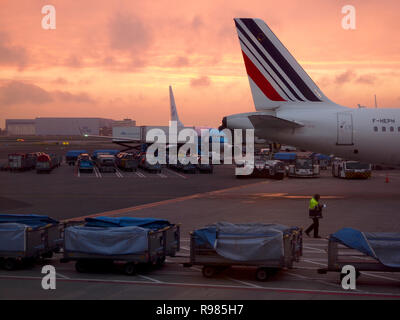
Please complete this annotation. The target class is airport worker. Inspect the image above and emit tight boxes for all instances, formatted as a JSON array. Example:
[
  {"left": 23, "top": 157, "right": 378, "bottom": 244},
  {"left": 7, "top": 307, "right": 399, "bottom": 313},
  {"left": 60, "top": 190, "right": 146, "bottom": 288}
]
[{"left": 305, "top": 194, "right": 323, "bottom": 238}]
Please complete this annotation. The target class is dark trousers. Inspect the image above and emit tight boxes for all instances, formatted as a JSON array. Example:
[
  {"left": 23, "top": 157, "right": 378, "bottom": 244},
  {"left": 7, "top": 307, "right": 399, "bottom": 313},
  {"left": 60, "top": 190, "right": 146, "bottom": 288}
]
[{"left": 306, "top": 218, "right": 319, "bottom": 237}]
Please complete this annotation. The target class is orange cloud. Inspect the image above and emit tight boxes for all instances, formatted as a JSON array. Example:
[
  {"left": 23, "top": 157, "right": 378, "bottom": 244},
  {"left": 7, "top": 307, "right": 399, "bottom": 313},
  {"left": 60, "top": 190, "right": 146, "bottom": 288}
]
[{"left": 0, "top": 0, "right": 399, "bottom": 128}]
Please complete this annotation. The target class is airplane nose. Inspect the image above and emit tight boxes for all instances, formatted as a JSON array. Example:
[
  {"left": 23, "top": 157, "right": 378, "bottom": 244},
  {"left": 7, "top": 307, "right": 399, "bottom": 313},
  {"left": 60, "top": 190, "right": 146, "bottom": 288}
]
[{"left": 218, "top": 117, "right": 227, "bottom": 131}]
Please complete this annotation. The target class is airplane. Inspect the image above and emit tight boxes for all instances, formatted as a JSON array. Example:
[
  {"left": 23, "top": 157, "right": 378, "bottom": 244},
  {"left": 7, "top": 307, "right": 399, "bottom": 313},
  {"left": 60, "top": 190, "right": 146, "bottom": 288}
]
[
  {"left": 219, "top": 18, "right": 400, "bottom": 166},
  {"left": 169, "top": 85, "right": 225, "bottom": 143}
]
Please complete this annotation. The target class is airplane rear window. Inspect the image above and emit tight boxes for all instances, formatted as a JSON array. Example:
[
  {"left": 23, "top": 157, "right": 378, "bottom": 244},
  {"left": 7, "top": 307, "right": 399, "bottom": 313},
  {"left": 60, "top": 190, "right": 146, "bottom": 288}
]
[
  {"left": 382, "top": 127, "right": 386, "bottom": 132},
  {"left": 390, "top": 127, "right": 394, "bottom": 132},
  {"left": 374, "top": 126, "right": 378, "bottom": 132}
]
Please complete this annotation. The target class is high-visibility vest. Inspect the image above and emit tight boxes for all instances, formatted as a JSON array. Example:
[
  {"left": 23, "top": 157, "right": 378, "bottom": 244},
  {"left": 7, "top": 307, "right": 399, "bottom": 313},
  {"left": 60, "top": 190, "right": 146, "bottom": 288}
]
[{"left": 309, "top": 197, "right": 319, "bottom": 210}]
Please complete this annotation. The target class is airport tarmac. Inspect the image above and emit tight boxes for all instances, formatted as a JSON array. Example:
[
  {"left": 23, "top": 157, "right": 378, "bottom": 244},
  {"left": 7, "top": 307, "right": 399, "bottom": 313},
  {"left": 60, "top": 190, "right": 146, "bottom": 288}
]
[{"left": 1, "top": 161, "right": 400, "bottom": 300}]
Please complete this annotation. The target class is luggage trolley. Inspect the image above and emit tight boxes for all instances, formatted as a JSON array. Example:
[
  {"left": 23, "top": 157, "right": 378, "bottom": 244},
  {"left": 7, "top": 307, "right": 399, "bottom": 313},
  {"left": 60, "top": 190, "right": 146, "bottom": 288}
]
[
  {"left": 0, "top": 214, "right": 60, "bottom": 270},
  {"left": 318, "top": 228, "right": 400, "bottom": 280},
  {"left": 184, "top": 223, "right": 303, "bottom": 281},
  {"left": 84, "top": 217, "right": 180, "bottom": 257},
  {"left": 61, "top": 225, "right": 167, "bottom": 275}
]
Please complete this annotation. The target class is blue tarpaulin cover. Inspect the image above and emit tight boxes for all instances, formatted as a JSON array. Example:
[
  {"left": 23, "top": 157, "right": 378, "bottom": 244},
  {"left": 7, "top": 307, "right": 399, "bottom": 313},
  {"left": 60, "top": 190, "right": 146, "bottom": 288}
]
[
  {"left": 0, "top": 223, "right": 27, "bottom": 252},
  {"left": 66, "top": 150, "right": 87, "bottom": 157},
  {"left": 0, "top": 214, "right": 58, "bottom": 229},
  {"left": 85, "top": 217, "right": 171, "bottom": 230},
  {"left": 193, "top": 222, "right": 292, "bottom": 262},
  {"left": 64, "top": 226, "right": 148, "bottom": 256},
  {"left": 273, "top": 153, "right": 297, "bottom": 161},
  {"left": 331, "top": 228, "right": 400, "bottom": 268}
]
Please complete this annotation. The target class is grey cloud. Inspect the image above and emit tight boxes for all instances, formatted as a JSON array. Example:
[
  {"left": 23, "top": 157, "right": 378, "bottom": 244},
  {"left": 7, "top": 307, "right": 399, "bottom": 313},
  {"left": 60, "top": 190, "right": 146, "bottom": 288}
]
[
  {"left": 109, "top": 12, "right": 153, "bottom": 54},
  {"left": 64, "top": 55, "right": 82, "bottom": 68},
  {"left": 0, "top": 81, "right": 52, "bottom": 105},
  {"left": 190, "top": 76, "right": 211, "bottom": 87},
  {"left": 335, "top": 70, "right": 356, "bottom": 85},
  {"left": 0, "top": 81, "right": 95, "bottom": 106},
  {"left": 356, "top": 74, "right": 376, "bottom": 85},
  {"left": 171, "top": 56, "right": 189, "bottom": 67},
  {"left": 53, "top": 91, "right": 95, "bottom": 104},
  {"left": 0, "top": 32, "right": 28, "bottom": 70}
]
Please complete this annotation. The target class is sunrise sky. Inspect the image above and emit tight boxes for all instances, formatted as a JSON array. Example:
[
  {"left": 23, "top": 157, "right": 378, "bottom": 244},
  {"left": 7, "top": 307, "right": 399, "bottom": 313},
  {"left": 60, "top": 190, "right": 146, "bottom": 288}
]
[{"left": 1, "top": 0, "right": 400, "bottom": 128}]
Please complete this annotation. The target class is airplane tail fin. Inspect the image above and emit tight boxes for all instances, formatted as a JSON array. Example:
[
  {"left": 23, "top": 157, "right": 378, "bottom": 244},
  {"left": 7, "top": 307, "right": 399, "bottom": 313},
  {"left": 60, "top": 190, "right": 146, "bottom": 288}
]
[
  {"left": 169, "top": 86, "right": 184, "bottom": 127},
  {"left": 234, "top": 18, "right": 332, "bottom": 110}
]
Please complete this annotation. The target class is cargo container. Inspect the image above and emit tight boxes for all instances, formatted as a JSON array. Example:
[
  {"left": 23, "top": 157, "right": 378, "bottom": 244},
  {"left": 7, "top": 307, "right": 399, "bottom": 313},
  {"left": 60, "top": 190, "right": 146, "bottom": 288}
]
[
  {"left": 77, "top": 153, "right": 94, "bottom": 173},
  {"left": 115, "top": 152, "right": 139, "bottom": 171},
  {"left": 66, "top": 150, "right": 87, "bottom": 166},
  {"left": 96, "top": 154, "right": 116, "bottom": 173},
  {"left": 8, "top": 153, "right": 30, "bottom": 171},
  {"left": 36, "top": 154, "right": 55, "bottom": 173}
]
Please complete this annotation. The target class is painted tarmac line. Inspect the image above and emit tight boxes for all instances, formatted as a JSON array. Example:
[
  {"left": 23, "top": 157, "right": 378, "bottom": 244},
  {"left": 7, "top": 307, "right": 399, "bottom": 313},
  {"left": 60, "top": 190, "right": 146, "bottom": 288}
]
[
  {"left": 303, "top": 259, "right": 400, "bottom": 282},
  {"left": 164, "top": 169, "right": 187, "bottom": 179},
  {"left": 56, "top": 272, "right": 70, "bottom": 280},
  {"left": 1, "top": 275, "right": 400, "bottom": 298},
  {"left": 137, "top": 274, "right": 162, "bottom": 283},
  {"left": 226, "top": 277, "right": 262, "bottom": 288},
  {"left": 303, "top": 246, "right": 326, "bottom": 253},
  {"left": 64, "top": 180, "right": 269, "bottom": 222},
  {"left": 115, "top": 169, "right": 124, "bottom": 178}
]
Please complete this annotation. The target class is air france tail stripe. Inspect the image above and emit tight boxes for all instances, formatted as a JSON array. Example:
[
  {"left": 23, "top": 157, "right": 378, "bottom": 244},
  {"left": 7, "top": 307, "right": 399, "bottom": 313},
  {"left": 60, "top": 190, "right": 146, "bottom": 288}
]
[
  {"left": 239, "top": 38, "right": 293, "bottom": 101},
  {"left": 235, "top": 20, "right": 303, "bottom": 102},
  {"left": 241, "top": 51, "right": 286, "bottom": 101},
  {"left": 239, "top": 36, "right": 293, "bottom": 101},
  {"left": 240, "top": 18, "right": 321, "bottom": 102}
]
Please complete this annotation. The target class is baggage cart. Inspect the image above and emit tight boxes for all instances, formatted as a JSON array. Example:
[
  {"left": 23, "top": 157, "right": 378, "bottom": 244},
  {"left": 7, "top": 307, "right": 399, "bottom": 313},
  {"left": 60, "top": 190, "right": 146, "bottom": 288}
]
[
  {"left": 318, "top": 229, "right": 400, "bottom": 280},
  {"left": 62, "top": 225, "right": 167, "bottom": 275},
  {"left": 185, "top": 223, "right": 302, "bottom": 281},
  {"left": 84, "top": 217, "right": 180, "bottom": 257},
  {"left": 0, "top": 215, "right": 60, "bottom": 270}
]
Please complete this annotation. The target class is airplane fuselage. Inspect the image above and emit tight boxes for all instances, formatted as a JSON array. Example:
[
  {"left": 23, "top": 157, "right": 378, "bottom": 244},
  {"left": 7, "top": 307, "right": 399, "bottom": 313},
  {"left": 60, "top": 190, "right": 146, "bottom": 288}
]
[{"left": 225, "top": 104, "right": 400, "bottom": 166}]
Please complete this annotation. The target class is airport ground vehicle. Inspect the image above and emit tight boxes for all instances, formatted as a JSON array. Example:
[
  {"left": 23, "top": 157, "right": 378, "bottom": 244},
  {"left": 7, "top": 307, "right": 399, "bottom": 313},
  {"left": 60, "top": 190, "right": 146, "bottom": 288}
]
[
  {"left": 8, "top": 153, "right": 31, "bottom": 171},
  {"left": 92, "top": 149, "right": 119, "bottom": 160},
  {"left": 62, "top": 224, "right": 167, "bottom": 275},
  {"left": 77, "top": 153, "right": 94, "bottom": 173},
  {"left": 313, "top": 154, "right": 331, "bottom": 170},
  {"left": 272, "top": 152, "right": 297, "bottom": 165},
  {"left": 116, "top": 152, "right": 139, "bottom": 172},
  {"left": 318, "top": 228, "right": 400, "bottom": 281},
  {"left": 0, "top": 215, "right": 60, "bottom": 270},
  {"left": 66, "top": 150, "right": 87, "bottom": 166},
  {"left": 36, "top": 153, "right": 60, "bottom": 174},
  {"left": 185, "top": 223, "right": 302, "bottom": 281},
  {"left": 332, "top": 160, "right": 371, "bottom": 179},
  {"left": 236, "top": 157, "right": 285, "bottom": 179},
  {"left": 287, "top": 155, "right": 320, "bottom": 178},
  {"left": 96, "top": 154, "right": 117, "bottom": 173},
  {"left": 139, "top": 153, "right": 162, "bottom": 173}
]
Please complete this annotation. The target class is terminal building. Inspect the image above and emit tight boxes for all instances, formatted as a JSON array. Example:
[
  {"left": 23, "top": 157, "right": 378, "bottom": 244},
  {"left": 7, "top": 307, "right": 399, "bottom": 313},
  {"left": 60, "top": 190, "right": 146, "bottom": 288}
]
[{"left": 5, "top": 117, "right": 125, "bottom": 136}]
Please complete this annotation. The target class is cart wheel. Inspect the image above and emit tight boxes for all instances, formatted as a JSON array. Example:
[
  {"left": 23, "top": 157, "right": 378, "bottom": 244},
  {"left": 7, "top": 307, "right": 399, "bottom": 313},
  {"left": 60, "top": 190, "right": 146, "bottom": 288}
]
[
  {"left": 75, "top": 260, "right": 87, "bottom": 273},
  {"left": 202, "top": 266, "right": 216, "bottom": 278},
  {"left": 3, "top": 258, "right": 17, "bottom": 271},
  {"left": 42, "top": 251, "right": 53, "bottom": 259},
  {"left": 124, "top": 263, "right": 136, "bottom": 276},
  {"left": 256, "top": 268, "right": 270, "bottom": 281},
  {"left": 156, "top": 256, "right": 166, "bottom": 267}
]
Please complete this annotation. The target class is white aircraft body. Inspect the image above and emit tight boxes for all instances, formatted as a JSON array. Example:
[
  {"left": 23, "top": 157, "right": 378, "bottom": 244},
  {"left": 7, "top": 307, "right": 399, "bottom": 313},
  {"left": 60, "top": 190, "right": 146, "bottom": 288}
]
[{"left": 220, "top": 18, "right": 400, "bottom": 166}]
